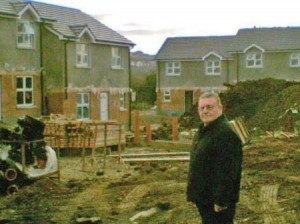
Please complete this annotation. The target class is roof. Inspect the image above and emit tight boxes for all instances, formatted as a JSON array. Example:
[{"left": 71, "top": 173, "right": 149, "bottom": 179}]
[
  {"left": 155, "top": 27, "right": 300, "bottom": 60},
  {"left": 0, "top": 0, "right": 22, "bottom": 15},
  {"left": 0, "top": 0, "right": 134, "bottom": 46},
  {"left": 235, "top": 27, "right": 300, "bottom": 51},
  {"left": 154, "top": 36, "right": 236, "bottom": 60}
]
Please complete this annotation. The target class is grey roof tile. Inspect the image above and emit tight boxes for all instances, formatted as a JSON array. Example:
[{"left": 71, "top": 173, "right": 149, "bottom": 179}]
[
  {"left": 155, "top": 27, "right": 300, "bottom": 60},
  {"left": 235, "top": 27, "right": 300, "bottom": 51},
  {"left": 29, "top": 1, "right": 134, "bottom": 45},
  {"left": 0, "top": 0, "right": 22, "bottom": 15},
  {"left": 154, "top": 36, "right": 236, "bottom": 60},
  {"left": 0, "top": 0, "right": 134, "bottom": 46}
]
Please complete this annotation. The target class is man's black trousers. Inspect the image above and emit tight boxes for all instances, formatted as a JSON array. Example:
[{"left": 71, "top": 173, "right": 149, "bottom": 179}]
[{"left": 196, "top": 202, "right": 236, "bottom": 224}]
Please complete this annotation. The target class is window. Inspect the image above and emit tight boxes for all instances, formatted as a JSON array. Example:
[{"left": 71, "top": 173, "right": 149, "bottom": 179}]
[
  {"left": 17, "top": 21, "right": 34, "bottom": 48},
  {"left": 290, "top": 53, "right": 300, "bottom": 67},
  {"left": 16, "top": 76, "right": 33, "bottom": 106},
  {"left": 163, "top": 90, "right": 171, "bottom": 102},
  {"left": 120, "top": 92, "right": 126, "bottom": 110},
  {"left": 76, "top": 43, "right": 89, "bottom": 67},
  {"left": 246, "top": 53, "right": 263, "bottom": 68},
  {"left": 205, "top": 60, "right": 221, "bottom": 75},
  {"left": 166, "top": 62, "right": 181, "bottom": 76},
  {"left": 112, "top": 47, "right": 122, "bottom": 69},
  {"left": 77, "top": 93, "right": 89, "bottom": 119}
]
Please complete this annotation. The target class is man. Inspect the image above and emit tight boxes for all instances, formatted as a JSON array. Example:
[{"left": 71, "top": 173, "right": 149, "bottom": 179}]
[{"left": 187, "top": 92, "right": 243, "bottom": 224}]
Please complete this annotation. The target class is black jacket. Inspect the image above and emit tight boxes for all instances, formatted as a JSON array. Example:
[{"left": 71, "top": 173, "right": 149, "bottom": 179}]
[{"left": 187, "top": 114, "right": 243, "bottom": 206}]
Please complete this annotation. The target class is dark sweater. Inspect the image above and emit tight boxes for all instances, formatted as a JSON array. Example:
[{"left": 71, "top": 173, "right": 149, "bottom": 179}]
[{"left": 187, "top": 114, "right": 243, "bottom": 206}]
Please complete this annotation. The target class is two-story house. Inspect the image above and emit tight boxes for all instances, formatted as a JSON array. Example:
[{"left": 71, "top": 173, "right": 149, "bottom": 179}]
[
  {"left": 154, "top": 27, "right": 300, "bottom": 115},
  {"left": 0, "top": 0, "right": 134, "bottom": 125}
]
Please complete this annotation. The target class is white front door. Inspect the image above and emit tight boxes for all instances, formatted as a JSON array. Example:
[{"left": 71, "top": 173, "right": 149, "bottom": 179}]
[{"left": 100, "top": 92, "right": 109, "bottom": 121}]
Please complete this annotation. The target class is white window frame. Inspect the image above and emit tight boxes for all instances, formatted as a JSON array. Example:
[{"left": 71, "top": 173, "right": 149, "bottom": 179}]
[
  {"left": 16, "top": 76, "right": 34, "bottom": 107},
  {"left": 119, "top": 92, "right": 126, "bottom": 110},
  {"left": 77, "top": 92, "right": 90, "bottom": 119},
  {"left": 112, "top": 47, "right": 122, "bottom": 69},
  {"left": 166, "top": 62, "right": 181, "bottom": 76},
  {"left": 290, "top": 53, "right": 300, "bottom": 67},
  {"left": 76, "top": 43, "right": 89, "bottom": 67},
  {"left": 163, "top": 90, "right": 171, "bottom": 102},
  {"left": 246, "top": 53, "right": 263, "bottom": 68},
  {"left": 17, "top": 21, "right": 35, "bottom": 48},
  {"left": 205, "top": 60, "right": 221, "bottom": 75}
]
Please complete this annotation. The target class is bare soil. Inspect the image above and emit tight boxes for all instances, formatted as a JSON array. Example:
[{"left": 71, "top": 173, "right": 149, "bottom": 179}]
[{"left": 0, "top": 136, "right": 299, "bottom": 224}]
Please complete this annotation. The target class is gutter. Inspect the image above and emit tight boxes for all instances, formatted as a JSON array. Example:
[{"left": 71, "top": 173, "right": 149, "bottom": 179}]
[
  {"left": 128, "top": 49, "right": 132, "bottom": 131},
  {"left": 236, "top": 52, "right": 240, "bottom": 82},
  {"left": 156, "top": 61, "right": 161, "bottom": 112},
  {"left": 63, "top": 40, "right": 70, "bottom": 99},
  {"left": 226, "top": 60, "right": 230, "bottom": 83},
  {"left": 0, "top": 12, "right": 18, "bottom": 18},
  {"left": 39, "top": 22, "right": 45, "bottom": 115}
]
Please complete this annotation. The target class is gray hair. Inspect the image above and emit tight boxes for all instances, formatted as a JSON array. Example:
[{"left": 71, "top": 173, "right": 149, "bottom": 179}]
[{"left": 199, "top": 92, "right": 222, "bottom": 105}]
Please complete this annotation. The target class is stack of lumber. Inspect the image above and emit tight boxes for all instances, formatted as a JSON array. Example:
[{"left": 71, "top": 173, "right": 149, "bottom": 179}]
[
  {"left": 43, "top": 118, "right": 125, "bottom": 149},
  {"left": 112, "top": 152, "right": 190, "bottom": 163},
  {"left": 229, "top": 117, "right": 251, "bottom": 145}
]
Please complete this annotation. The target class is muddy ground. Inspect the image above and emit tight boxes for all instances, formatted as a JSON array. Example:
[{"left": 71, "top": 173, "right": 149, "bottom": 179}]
[{"left": 0, "top": 136, "right": 299, "bottom": 224}]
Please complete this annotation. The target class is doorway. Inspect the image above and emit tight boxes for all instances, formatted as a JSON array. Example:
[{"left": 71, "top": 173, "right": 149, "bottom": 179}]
[
  {"left": 185, "top": 91, "right": 193, "bottom": 112},
  {"left": 100, "top": 92, "right": 109, "bottom": 121}
]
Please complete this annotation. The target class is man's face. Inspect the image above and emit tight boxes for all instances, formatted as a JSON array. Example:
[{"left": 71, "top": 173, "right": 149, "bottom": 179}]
[{"left": 198, "top": 97, "right": 223, "bottom": 126}]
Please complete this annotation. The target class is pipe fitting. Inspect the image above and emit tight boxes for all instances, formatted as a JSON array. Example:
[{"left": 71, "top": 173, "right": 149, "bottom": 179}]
[
  {"left": 5, "top": 168, "right": 18, "bottom": 181},
  {"left": 6, "top": 184, "right": 19, "bottom": 195}
]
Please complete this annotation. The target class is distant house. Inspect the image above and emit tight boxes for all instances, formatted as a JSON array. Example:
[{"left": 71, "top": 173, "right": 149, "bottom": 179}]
[
  {"left": 154, "top": 27, "right": 300, "bottom": 115},
  {"left": 0, "top": 0, "right": 134, "bottom": 125},
  {"left": 131, "top": 51, "right": 156, "bottom": 70}
]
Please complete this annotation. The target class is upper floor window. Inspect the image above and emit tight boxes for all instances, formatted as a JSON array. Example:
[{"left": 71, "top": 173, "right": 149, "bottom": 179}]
[
  {"left": 290, "top": 53, "right": 300, "bottom": 67},
  {"left": 120, "top": 92, "right": 126, "bottom": 110},
  {"left": 205, "top": 60, "right": 221, "bottom": 75},
  {"left": 246, "top": 53, "right": 263, "bottom": 68},
  {"left": 76, "top": 43, "right": 89, "bottom": 67},
  {"left": 163, "top": 90, "right": 171, "bottom": 102},
  {"left": 166, "top": 62, "right": 181, "bottom": 76},
  {"left": 77, "top": 93, "right": 89, "bottom": 119},
  {"left": 16, "top": 76, "right": 33, "bottom": 106},
  {"left": 112, "top": 47, "right": 122, "bottom": 69},
  {"left": 17, "top": 21, "right": 34, "bottom": 48}
]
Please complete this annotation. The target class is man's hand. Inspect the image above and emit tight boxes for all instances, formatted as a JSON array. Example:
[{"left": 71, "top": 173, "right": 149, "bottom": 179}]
[{"left": 214, "top": 204, "right": 228, "bottom": 212}]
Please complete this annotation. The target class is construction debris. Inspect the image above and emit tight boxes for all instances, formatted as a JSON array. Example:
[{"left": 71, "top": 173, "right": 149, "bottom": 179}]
[
  {"left": 0, "top": 115, "right": 58, "bottom": 194},
  {"left": 265, "top": 131, "right": 298, "bottom": 139}
]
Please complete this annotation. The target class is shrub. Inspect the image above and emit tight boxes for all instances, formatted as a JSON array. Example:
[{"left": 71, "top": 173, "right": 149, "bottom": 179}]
[
  {"left": 178, "top": 78, "right": 300, "bottom": 132},
  {"left": 220, "top": 78, "right": 298, "bottom": 120}
]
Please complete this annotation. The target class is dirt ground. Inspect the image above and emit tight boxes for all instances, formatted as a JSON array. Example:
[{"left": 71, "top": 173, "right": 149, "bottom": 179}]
[{"left": 0, "top": 136, "right": 299, "bottom": 224}]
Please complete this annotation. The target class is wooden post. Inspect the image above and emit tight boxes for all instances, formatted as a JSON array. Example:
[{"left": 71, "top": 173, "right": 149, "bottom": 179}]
[
  {"left": 134, "top": 110, "right": 140, "bottom": 144},
  {"left": 90, "top": 123, "right": 98, "bottom": 168},
  {"left": 145, "top": 123, "right": 151, "bottom": 145},
  {"left": 21, "top": 143, "right": 26, "bottom": 173},
  {"left": 118, "top": 123, "right": 122, "bottom": 163},
  {"left": 103, "top": 123, "right": 108, "bottom": 168},
  {"left": 57, "top": 144, "right": 61, "bottom": 180},
  {"left": 172, "top": 117, "right": 179, "bottom": 141},
  {"left": 82, "top": 148, "right": 86, "bottom": 171},
  {"left": 55, "top": 124, "right": 61, "bottom": 180}
]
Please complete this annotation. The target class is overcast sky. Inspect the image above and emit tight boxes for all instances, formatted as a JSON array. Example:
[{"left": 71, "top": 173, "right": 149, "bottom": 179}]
[{"left": 36, "top": 0, "right": 300, "bottom": 55}]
